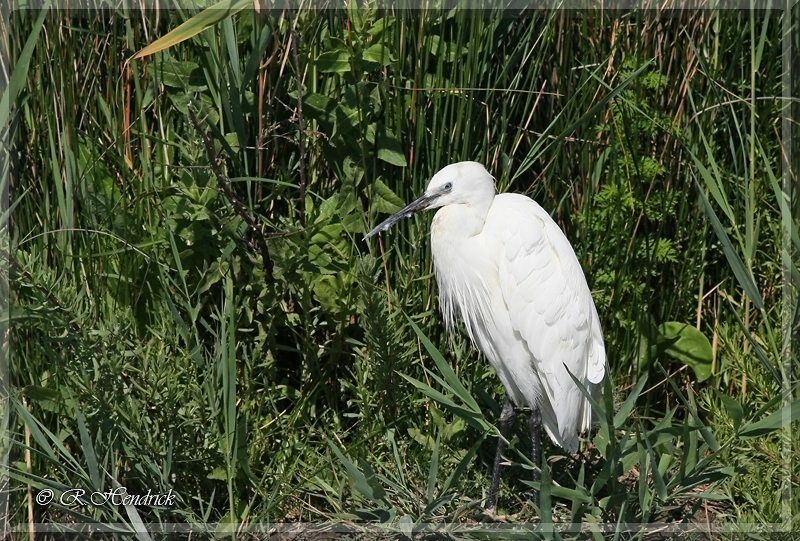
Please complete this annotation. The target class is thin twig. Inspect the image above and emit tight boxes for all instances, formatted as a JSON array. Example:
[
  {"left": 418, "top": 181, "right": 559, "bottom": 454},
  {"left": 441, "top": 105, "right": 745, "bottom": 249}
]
[{"left": 187, "top": 106, "right": 275, "bottom": 281}]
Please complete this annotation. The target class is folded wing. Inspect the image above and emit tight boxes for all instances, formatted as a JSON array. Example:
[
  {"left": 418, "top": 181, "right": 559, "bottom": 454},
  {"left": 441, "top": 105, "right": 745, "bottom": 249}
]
[{"left": 485, "top": 194, "right": 605, "bottom": 451}]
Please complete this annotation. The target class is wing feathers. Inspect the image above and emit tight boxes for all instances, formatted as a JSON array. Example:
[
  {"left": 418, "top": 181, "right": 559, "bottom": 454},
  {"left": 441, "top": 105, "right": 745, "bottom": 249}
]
[{"left": 486, "top": 193, "right": 606, "bottom": 449}]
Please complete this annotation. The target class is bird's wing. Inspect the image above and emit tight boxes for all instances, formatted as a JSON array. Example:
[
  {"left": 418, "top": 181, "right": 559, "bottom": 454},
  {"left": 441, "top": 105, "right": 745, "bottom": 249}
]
[{"left": 485, "top": 193, "right": 605, "bottom": 449}]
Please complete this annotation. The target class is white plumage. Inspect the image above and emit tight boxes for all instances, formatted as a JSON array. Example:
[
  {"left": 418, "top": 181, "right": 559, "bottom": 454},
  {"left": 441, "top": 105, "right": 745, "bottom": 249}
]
[{"left": 366, "top": 161, "right": 605, "bottom": 453}]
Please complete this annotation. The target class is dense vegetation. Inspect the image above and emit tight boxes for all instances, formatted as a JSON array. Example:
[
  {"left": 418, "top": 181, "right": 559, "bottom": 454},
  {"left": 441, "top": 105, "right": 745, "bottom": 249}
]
[{"left": 5, "top": 3, "right": 798, "bottom": 538}]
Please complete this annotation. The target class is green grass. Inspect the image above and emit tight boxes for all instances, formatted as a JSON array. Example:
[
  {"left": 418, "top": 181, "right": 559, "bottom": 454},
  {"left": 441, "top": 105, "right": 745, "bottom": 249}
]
[{"left": 4, "top": 4, "right": 799, "bottom": 539}]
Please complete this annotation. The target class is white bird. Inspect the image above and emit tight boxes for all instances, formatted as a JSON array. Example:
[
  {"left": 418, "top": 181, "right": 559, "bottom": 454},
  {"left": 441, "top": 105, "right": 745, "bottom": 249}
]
[{"left": 366, "top": 162, "right": 606, "bottom": 511}]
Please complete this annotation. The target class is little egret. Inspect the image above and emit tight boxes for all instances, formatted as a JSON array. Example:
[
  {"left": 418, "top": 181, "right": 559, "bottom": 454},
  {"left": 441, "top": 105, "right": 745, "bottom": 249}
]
[{"left": 365, "top": 162, "right": 605, "bottom": 511}]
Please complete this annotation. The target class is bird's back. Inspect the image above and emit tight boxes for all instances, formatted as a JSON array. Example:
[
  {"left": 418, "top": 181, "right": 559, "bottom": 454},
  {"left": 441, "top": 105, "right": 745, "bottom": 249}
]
[{"left": 472, "top": 193, "right": 605, "bottom": 451}]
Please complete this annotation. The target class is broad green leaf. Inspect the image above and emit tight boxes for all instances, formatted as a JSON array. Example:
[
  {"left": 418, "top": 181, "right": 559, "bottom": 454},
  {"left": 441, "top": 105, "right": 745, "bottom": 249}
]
[
  {"left": 154, "top": 55, "right": 202, "bottom": 88},
  {"left": 658, "top": 322, "right": 713, "bottom": 382},
  {"left": 427, "top": 35, "right": 467, "bottom": 62},
  {"left": 366, "top": 17, "right": 395, "bottom": 36},
  {"left": 407, "top": 427, "right": 434, "bottom": 449},
  {"left": 376, "top": 133, "right": 407, "bottom": 167},
  {"left": 362, "top": 43, "right": 394, "bottom": 66},
  {"left": 371, "top": 179, "right": 405, "bottom": 214},
  {"left": 302, "top": 92, "right": 338, "bottom": 124},
  {"left": 223, "top": 132, "right": 240, "bottom": 153},
  {"left": 311, "top": 274, "right": 344, "bottom": 312},
  {"left": 207, "top": 466, "right": 227, "bottom": 481},
  {"left": 197, "top": 260, "right": 229, "bottom": 295},
  {"left": 316, "top": 48, "right": 351, "bottom": 74},
  {"left": 132, "top": 0, "right": 251, "bottom": 59},
  {"left": 300, "top": 92, "right": 359, "bottom": 136}
]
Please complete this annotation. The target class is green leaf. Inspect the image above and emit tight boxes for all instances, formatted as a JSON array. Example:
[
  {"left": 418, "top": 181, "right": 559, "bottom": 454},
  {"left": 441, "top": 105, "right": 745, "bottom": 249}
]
[
  {"left": 300, "top": 92, "right": 359, "bottom": 136},
  {"left": 22, "top": 385, "right": 60, "bottom": 403},
  {"left": 407, "top": 427, "right": 434, "bottom": 449},
  {"left": 713, "top": 389, "right": 744, "bottom": 429},
  {"left": 316, "top": 48, "right": 351, "bottom": 74},
  {"left": 75, "top": 406, "right": 101, "bottom": 491},
  {"left": 375, "top": 133, "right": 407, "bottom": 167},
  {"left": 695, "top": 182, "right": 764, "bottom": 310},
  {"left": 440, "top": 435, "right": 484, "bottom": 495},
  {"left": 154, "top": 55, "right": 202, "bottom": 88},
  {"left": 549, "top": 482, "right": 593, "bottom": 504},
  {"left": 207, "top": 466, "right": 227, "bottom": 481},
  {"left": 538, "top": 453, "right": 552, "bottom": 522},
  {"left": 362, "top": 43, "right": 393, "bottom": 66},
  {"left": 13, "top": 400, "right": 58, "bottom": 461},
  {"left": 657, "top": 363, "right": 719, "bottom": 452},
  {"left": 426, "top": 433, "right": 440, "bottom": 503},
  {"left": 371, "top": 179, "right": 405, "bottom": 214},
  {"left": 613, "top": 374, "right": 647, "bottom": 428},
  {"left": 311, "top": 275, "right": 344, "bottom": 312},
  {"left": 302, "top": 92, "right": 338, "bottom": 123},
  {"left": 739, "top": 399, "right": 800, "bottom": 438},
  {"left": 399, "top": 373, "right": 490, "bottom": 432},
  {"left": 223, "top": 132, "right": 240, "bottom": 153},
  {"left": 327, "top": 439, "right": 385, "bottom": 503},
  {"left": 427, "top": 35, "right": 466, "bottom": 62},
  {"left": 408, "top": 318, "right": 481, "bottom": 413},
  {"left": 196, "top": 260, "right": 229, "bottom": 295},
  {"left": 658, "top": 322, "right": 713, "bottom": 382},
  {"left": 0, "top": 3, "right": 49, "bottom": 131},
  {"left": 132, "top": 0, "right": 251, "bottom": 59}
]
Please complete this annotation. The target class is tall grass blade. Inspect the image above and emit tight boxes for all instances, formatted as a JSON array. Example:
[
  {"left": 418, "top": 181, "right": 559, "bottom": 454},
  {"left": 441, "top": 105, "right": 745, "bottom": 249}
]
[
  {"left": 739, "top": 399, "right": 800, "bottom": 438},
  {"left": 132, "top": 0, "right": 251, "bottom": 59},
  {"left": 694, "top": 178, "right": 764, "bottom": 310},
  {"left": 74, "top": 406, "right": 102, "bottom": 490},
  {"left": 613, "top": 374, "right": 647, "bottom": 428},
  {"left": 327, "top": 439, "right": 386, "bottom": 504},
  {"left": 407, "top": 317, "right": 481, "bottom": 413},
  {"left": 1, "top": 3, "right": 49, "bottom": 130}
]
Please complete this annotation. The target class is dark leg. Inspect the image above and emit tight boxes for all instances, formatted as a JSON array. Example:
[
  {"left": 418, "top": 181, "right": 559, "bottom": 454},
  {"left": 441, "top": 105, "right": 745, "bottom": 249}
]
[
  {"left": 529, "top": 406, "right": 542, "bottom": 508},
  {"left": 486, "top": 398, "right": 515, "bottom": 512}
]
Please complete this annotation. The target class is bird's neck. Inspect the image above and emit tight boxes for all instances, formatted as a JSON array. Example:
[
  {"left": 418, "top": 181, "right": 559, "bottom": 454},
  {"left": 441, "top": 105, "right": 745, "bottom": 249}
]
[{"left": 432, "top": 198, "right": 493, "bottom": 238}]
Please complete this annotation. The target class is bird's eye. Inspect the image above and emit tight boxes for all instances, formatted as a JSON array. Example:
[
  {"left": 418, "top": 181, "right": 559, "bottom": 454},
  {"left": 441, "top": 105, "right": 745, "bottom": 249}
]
[{"left": 443, "top": 182, "right": 453, "bottom": 191}]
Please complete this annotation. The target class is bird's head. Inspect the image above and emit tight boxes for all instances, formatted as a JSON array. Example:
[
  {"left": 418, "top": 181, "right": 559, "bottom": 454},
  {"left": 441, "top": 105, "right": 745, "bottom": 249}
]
[{"left": 365, "top": 161, "right": 495, "bottom": 239}]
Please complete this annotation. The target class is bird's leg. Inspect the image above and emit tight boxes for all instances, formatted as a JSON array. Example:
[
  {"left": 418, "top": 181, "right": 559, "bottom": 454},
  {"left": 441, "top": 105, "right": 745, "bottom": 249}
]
[
  {"left": 486, "top": 398, "right": 515, "bottom": 512},
  {"left": 529, "top": 406, "right": 542, "bottom": 508}
]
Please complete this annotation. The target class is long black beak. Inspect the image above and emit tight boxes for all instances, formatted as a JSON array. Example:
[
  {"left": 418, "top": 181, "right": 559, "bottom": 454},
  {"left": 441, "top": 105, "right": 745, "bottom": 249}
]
[{"left": 364, "top": 192, "right": 437, "bottom": 240}]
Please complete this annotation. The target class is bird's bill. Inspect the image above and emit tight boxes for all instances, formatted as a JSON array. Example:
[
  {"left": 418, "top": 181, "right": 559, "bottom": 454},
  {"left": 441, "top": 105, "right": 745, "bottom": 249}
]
[{"left": 364, "top": 191, "right": 437, "bottom": 239}]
